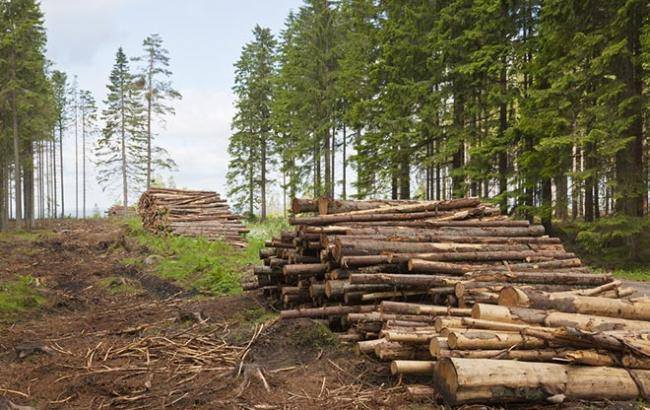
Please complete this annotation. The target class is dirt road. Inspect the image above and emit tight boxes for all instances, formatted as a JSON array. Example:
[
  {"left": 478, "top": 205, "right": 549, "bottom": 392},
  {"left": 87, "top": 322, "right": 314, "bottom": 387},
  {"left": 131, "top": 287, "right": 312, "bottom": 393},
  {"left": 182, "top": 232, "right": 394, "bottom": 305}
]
[{"left": 0, "top": 220, "right": 412, "bottom": 409}]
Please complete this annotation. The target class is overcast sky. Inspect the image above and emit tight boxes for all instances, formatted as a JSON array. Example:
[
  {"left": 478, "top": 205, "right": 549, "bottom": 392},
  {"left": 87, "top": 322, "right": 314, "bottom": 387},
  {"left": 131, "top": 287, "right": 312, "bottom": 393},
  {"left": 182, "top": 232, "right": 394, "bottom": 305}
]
[{"left": 42, "top": 0, "right": 301, "bottom": 215}]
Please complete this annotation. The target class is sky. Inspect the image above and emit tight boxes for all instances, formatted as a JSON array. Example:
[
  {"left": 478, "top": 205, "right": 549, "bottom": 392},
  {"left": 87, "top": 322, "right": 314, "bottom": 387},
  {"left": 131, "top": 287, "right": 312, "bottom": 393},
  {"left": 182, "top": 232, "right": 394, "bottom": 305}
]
[{"left": 41, "top": 0, "right": 302, "bottom": 215}]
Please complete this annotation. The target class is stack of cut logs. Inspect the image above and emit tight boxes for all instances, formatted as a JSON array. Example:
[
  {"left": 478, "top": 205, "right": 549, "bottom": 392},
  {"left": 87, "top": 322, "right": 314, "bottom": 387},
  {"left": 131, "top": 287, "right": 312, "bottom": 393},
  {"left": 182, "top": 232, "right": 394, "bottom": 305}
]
[
  {"left": 255, "top": 197, "right": 650, "bottom": 405},
  {"left": 138, "top": 188, "right": 248, "bottom": 247},
  {"left": 106, "top": 204, "right": 137, "bottom": 218}
]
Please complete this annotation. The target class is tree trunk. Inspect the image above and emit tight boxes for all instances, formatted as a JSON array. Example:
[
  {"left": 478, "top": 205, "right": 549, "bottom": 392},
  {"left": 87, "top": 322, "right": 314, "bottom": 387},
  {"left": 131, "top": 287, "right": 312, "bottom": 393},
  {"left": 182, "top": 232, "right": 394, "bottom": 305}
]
[
  {"left": 261, "top": 136, "right": 267, "bottom": 221},
  {"left": 11, "top": 90, "right": 22, "bottom": 228},
  {"left": 146, "top": 67, "right": 153, "bottom": 189}
]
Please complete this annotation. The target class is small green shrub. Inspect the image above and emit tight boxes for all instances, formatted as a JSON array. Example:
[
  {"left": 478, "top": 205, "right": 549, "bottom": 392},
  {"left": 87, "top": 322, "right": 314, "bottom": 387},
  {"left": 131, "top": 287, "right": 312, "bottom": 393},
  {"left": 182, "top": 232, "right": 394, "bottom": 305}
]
[{"left": 555, "top": 216, "right": 650, "bottom": 268}]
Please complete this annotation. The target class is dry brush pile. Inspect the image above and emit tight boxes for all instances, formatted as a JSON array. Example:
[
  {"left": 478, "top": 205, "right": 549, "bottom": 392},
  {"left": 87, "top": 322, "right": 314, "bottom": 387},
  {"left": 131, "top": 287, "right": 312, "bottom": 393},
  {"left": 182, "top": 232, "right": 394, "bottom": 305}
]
[
  {"left": 138, "top": 188, "right": 248, "bottom": 247},
  {"left": 252, "top": 196, "right": 650, "bottom": 405}
]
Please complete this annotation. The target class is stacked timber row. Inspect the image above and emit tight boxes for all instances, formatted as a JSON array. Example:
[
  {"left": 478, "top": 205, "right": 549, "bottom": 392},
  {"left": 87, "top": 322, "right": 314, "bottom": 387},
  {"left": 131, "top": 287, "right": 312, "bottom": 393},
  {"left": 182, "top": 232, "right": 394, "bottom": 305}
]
[
  {"left": 255, "top": 197, "right": 650, "bottom": 405},
  {"left": 137, "top": 187, "right": 248, "bottom": 247},
  {"left": 106, "top": 204, "right": 137, "bottom": 218}
]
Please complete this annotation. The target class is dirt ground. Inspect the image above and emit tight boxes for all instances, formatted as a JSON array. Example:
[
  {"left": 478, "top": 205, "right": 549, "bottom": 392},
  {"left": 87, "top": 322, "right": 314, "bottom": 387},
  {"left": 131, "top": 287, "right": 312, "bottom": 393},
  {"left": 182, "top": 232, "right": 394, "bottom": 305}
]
[{"left": 0, "top": 220, "right": 420, "bottom": 409}]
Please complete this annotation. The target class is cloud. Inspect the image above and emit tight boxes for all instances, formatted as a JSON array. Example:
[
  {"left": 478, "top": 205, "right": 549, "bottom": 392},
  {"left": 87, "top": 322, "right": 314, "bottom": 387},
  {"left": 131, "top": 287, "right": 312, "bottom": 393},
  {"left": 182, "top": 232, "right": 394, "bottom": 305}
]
[
  {"left": 41, "top": 0, "right": 133, "bottom": 65},
  {"left": 156, "top": 88, "right": 235, "bottom": 195}
]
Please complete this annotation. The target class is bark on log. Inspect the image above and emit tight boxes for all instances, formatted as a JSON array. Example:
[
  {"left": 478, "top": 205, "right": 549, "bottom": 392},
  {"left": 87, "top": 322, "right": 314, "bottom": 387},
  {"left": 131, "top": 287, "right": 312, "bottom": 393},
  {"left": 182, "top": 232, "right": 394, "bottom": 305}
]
[
  {"left": 472, "top": 303, "right": 650, "bottom": 331},
  {"left": 291, "top": 210, "right": 487, "bottom": 226},
  {"left": 319, "top": 197, "right": 480, "bottom": 215},
  {"left": 350, "top": 273, "right": 460, "bottom": 288},
  {"left": 446, "top": 330, "right": 547, "bottom": 350},
  {"left": 434, "top": 357, "right": 650, "bottom": 404},
  {"left": 291, "top": 198, "right": 319, "bottom": 214},
  {"left": 499, "top": 286, "right": 650, "bottom": 320},
  {"left": 281, "top": 305, "right": 376, "bottom": 319},
  {"left": 318, "top": 198, "right": 425, "bottom": 215},
  {"left": 394, "top": 250, "right": 576, "bottom": 264},
  {"left": 463, "top": 270, "right": 611, "bottom": 286},
  {"left": 374, "top": 341, "right": 430, "bottom": 361},
  {"left": 282, "top": 263, "right": 328, "bottom": 276}
]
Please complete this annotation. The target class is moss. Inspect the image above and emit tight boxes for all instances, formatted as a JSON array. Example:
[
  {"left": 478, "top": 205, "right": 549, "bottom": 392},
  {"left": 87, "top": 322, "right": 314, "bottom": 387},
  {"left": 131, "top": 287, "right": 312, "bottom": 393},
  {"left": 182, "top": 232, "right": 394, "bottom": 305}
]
[
  {"left": 0, "top": 275, "right": 44, "bottom": 316},
  {"left": 0, "top": 229, "right": 54, "bottom": 243}
]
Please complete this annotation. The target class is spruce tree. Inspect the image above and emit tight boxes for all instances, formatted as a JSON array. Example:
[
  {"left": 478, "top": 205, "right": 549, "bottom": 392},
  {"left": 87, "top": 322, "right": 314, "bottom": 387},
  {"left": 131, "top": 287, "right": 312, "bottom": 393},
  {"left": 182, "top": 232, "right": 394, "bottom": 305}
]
[
  {"left": 96, "top": 47, "right": 147, "bottom": 213},
  {"left": 227, "top": 26, "right": 276, "bottom": 219},
  {"left": 132, "top": 34, "right": 181, "bottom": 188}
]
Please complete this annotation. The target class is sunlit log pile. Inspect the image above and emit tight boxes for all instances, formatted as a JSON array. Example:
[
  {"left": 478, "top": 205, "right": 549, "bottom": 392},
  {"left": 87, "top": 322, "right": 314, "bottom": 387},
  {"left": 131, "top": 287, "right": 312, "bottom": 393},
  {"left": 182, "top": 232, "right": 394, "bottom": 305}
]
[
  {"left": 106, "top": 204, "right": 137, "bottom": 218},
  {"left": 138, "top": 188, "right": 248, "bottom": 247},
  {"left": 254, "top": 197, "right": 650, "bottom": 405}
]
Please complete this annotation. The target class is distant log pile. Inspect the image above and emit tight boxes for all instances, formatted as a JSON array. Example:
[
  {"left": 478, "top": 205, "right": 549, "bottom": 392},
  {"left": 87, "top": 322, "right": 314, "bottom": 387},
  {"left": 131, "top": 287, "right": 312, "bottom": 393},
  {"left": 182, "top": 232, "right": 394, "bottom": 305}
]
[
  {"left": 138, "top": 188, "right": 248, "bottom": 247},
  {"left": 106, "top": 204, "right": 137, "bottom": 218},
  {"left": 253, "top": 197, "right": 650, "bottom": 405}
]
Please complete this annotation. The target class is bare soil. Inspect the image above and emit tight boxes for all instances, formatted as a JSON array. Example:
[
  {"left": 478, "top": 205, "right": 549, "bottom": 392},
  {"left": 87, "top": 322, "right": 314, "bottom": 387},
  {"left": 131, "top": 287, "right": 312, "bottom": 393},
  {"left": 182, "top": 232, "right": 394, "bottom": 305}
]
[{"left": 0, "top": 220, "right": 418, "bottom": 409}]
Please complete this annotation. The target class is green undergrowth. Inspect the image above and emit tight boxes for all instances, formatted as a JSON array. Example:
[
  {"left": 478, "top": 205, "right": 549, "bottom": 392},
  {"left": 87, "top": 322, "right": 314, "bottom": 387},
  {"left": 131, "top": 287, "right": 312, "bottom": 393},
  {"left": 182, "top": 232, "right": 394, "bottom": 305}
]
[
  {"left": 123, "top": 216, "right": 288, "bottom": 296},
  {"left": 244, "top": 216, "right": 290, "bottom": 260},
  {"left": 0, "top": 275, "right": 44, "bottom": 317},
  {"left": 0, "top": 229, "right": 54, "bottom": 243},
  {"left": 289, "top": 320, "right": 339, "bottom": 350},
  {"left": 554, "top": 216, "right": 650, "bottom": 276}
]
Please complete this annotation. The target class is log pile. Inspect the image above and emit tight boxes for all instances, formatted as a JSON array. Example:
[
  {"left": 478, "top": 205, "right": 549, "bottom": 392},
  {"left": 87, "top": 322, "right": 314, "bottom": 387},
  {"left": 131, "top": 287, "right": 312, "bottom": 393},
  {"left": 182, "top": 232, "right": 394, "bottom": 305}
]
[
  {"left": 137, "top": 188, "right": 248, "bottom": 247},
  {"left": 106, "top": 204, "right": 137, "bottom": 218},
  {"left": 254, "top": 197, "right": 650, "bottom": 405}
]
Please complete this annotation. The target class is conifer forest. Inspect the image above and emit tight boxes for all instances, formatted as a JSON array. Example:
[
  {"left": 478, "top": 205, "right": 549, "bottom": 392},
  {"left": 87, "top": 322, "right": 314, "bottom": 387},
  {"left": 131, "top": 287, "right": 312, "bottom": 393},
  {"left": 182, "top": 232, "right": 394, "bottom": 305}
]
[{"left": 2, "top": 1, "right": 650, "bottom": 408}]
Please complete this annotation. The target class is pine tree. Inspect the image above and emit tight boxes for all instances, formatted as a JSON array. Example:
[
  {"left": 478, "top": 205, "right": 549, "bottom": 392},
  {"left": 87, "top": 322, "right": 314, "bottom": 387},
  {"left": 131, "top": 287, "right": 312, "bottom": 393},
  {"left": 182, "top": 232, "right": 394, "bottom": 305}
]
[
  {"left": 50, "top": 70, "right": 68, "bottom": 218},
  {"left": 96, "top": 47, "right": 147, "bottom": 214},
  {"left": 132, "top": 34, "right": 181, "bottom": 188},
  {"left": 79, "top": 90, "right": 97, "bottom": 218}
]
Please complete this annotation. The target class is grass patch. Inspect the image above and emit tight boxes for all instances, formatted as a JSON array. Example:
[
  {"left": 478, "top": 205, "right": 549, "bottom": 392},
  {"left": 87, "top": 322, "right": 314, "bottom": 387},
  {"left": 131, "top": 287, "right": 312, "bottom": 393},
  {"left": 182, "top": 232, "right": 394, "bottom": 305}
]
[
  {"left": 611, "top": 267, "right": 650, "bottom": 282},
  {"left": 243, "top": 216, "right": 290, "bottom": 263},
  {"left": 0, "top": 275, "right": 44, "bottom": 316},
  {"left": 289, "top": 321, "right": 339, "bottom": 350},
  {"left": 0, "top": 229, "right": 54, "bottom": 243},
  {"left": 123, "top": 216, "right": 288, "bottom": 296},
  {"left": 98, "top": 276, "right": 143, "bottom": 296}
]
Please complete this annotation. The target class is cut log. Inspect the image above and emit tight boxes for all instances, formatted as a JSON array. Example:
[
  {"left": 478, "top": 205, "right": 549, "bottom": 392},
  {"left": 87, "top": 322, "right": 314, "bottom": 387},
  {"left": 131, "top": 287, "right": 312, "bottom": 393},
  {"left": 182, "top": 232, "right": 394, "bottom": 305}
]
[
  {"left": 405, "top": 384, "right": 436, "bottom": 400},
  {"left": 291, "top": 210, "right": 486, "bottom": 226},
  {"left": 463, "top": 270, "right": 612, "bottom": 286},
  {"left": 499, "top": 286, "right": 650, "bottom": 320},
  {"left": 472, "top": 303, "right": 650, "bottom": 331},
  {"left": 350, "top": 273, "right": 460, "bottom": 288},
  {"left": 446, "top": 330, "right": 547, "bottom": 350},
  {"left": 390, "top": 360, "right": 436, "bottom": 375},
  {"left": 318, "top": 198, "right": 425, "bottom": 215},
  {"left": 374, "top": 341, "right": 430, "bottom": 361},
  {"left": 282, "top": 263, "right": 328, "bottom": 277},
  {"left": 355, "top": 338, "right": 387, "bottom": 355},
  {"left": 393, "top": 250, "right": 576, "bottom": 264},
  {"left": 433, "top": 357, "right": 650, "bottom": 404},
  {"left": 280, "top": 305, "right": 376, "bottom": 319},
  {"left": 291, "top": 198, "right": 319, "bottom": 214}
]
